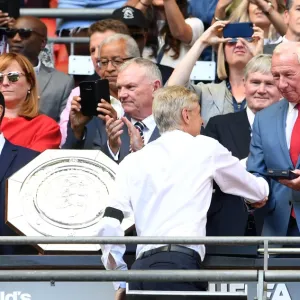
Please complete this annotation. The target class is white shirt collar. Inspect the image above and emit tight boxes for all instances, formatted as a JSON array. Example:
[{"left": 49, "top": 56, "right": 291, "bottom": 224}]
[
  {"left": 288, "top": 101, "right": 298, "bottom": 113},
  {"left": 131, "top": 114, "right": 156, "bottom": 131},
  {"left": 34, "top": 60, "right": 41, "bottom": 75},
  {"left": 0, "top": 133, "right": 5, "bottom": 155},
  {"left": 246, "top": 107, "right": 256, "bottom": 129}
]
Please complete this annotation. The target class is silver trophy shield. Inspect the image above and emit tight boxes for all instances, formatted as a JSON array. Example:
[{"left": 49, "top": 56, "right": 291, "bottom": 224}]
[{"left": 6, "top": 150, "right": 134, "bottom": 252}]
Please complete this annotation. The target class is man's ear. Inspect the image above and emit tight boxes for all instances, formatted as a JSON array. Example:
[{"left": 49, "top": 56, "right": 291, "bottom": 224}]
[
  {"left": 181, "top": 107, "right": 190, "bottom": 125},
  {"left": 284, "top": 9, "right": 289, "bottom": 26},
  {"left": 153, "top": 79, "right": 162, "bottom": 92},
  {"left": 41, "top": 37, "right": 47, "bottom": 51}
]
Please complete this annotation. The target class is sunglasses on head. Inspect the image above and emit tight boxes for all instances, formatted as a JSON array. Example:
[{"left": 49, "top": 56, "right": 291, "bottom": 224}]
[
  {"left": 5, "top": 28, "right": 44, "bottom": 39},
  {"left": 0, "top": 72, "right": 25, "bottom": 83}
]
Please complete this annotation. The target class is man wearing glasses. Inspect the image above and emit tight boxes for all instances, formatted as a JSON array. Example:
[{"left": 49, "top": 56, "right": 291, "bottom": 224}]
[
  {"left": 6, "top": 16, "right": 74, "bottom": 123},
  {"left": 63, "top": 33, "right": 143, "bottom": 155}
]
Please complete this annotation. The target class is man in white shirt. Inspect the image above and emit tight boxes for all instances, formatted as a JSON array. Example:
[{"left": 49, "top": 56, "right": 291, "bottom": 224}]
[
  {"left": 247, "top": 42, "right": 300, "bottom": 237},
  {"left": 99, "top": 85, "right": 269, "bottom": 298},
  {"left": 204, "top": 54, "right": 281, "bottom": 241}
]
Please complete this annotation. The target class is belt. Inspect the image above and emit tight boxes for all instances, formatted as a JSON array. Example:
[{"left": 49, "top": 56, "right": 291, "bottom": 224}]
[{"left": 139, "top": 245, "right": 200, "bottom": 261}]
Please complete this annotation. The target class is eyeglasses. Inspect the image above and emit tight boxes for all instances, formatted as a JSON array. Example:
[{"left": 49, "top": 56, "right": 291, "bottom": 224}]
[
  {"left": 0, "top": 72, "right": 25, "bottom": 83},
  {"left": 97, "top": 57, "right": 133, "bottom": 69},
  {"left": 5, "top": 28, "right": 44, "bottom": 39}
]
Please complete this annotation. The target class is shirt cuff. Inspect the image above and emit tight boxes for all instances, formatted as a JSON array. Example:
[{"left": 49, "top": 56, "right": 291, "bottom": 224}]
[{"left": 107, "top": 141, "right": 120, "bottom": 161}]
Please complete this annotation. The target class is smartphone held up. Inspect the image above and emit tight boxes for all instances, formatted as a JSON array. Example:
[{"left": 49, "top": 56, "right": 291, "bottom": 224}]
[
  {"left": 223, "top": 22, "right": 254, "bottom": 42},
  {"left": 79, "top": 79, "right": 111, "bottom": 117}
]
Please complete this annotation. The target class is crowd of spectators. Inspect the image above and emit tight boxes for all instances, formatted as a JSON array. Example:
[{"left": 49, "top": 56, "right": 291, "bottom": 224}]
[{"left": 1, "top": 0, "right": 300, "bottom": 295}]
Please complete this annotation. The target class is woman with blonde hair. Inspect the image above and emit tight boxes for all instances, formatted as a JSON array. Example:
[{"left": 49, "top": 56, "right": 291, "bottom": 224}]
[
  {"left": 0, "top": 53, "right": 61, "bottom": 152},
  {"left": 214, "top": 0, "right": 286, "bottom": 44},
  {"left": 168, "top": 21, "right": 264, "bottom": 126}
]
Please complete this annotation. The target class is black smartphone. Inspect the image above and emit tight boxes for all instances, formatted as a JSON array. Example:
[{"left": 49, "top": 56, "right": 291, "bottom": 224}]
[
  {"left": 267, "top": 169, "right": 300, "bottom": 180},
  {"left": 223, "top": 22, "right": 254, "bottom": 39},
  {"left": 0, "top": 0, "right": 20, "bottom": 21},
  {"left": 79, "top": 79, "right": 110, "bottom": 117}
]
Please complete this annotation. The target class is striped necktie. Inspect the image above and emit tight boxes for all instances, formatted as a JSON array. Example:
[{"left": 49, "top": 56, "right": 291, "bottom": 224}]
[
  {"left": 134, "top": 121, "right": 145, "bottom": 141},
  {"left": 129, "top": 121, "right": 146, "bottom": 153}
]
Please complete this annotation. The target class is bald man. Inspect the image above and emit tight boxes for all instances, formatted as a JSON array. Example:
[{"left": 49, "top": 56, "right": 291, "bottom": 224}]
[
  {"left": 7, "top": 16, "right": 74, "bottom": 122},
  {"left": 247, "top": 42, "right": 300, "bottom": 237}
]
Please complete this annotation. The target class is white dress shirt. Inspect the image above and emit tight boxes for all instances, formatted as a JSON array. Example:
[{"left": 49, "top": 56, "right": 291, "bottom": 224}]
[
  {"left": 0, "top": 133, "right": 5, "bottom": 155},
  {"left": 108, "top": 114, "right": 156, "bottom": 160},
  {"left": 99, "top": 130, "right": 269, "bottom": 290},
  {"left": 246, "top": 107, "right": 255, "bottom": 130},
  {"left": 286, "top": 102, "right": 298, "bottom": 148},
  {"left": 240, "top": 108, "right": 255, "bottom": 168},
  {"left": 33, "top": 60, "right": 42, "bottom": 75}
]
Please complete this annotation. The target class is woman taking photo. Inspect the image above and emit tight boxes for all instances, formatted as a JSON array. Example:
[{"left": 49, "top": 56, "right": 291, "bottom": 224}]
[
  {"left": 0, "top": 53, "right": 61, "bottom": 152},
  {"left": 168, "top": 21, "right": 264, "bottom": 126}
]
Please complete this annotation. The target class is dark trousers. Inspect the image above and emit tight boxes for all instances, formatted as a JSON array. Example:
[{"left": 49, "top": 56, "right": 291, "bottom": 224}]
[{"left": 129, "top": 250, "right": 208, "bottom": 291}]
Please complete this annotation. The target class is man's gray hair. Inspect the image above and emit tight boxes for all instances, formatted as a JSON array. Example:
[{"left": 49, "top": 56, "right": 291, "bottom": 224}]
[
  {"left": 153, "top": 86, "right": 199, "bottom": 134},
  {"left": 119, "top": 57, "right": 163, "bottom": 84},
  {"left": 244, "top": 54, "right": 272, "bottom": 80},
  {"left": 273, "top": 42, "right": 300, "bottom": 63},
  {"left": 99, "top": 33, "right": 140, "bottom": 58}
]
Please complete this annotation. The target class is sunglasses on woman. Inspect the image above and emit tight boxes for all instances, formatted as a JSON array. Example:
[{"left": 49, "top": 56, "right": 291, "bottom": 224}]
[
  {"left": 0, "top": 72, "right": 25, "bottom": 83},
  {"left": 5, "top": 28, "right": 44, "bottom": 39}
]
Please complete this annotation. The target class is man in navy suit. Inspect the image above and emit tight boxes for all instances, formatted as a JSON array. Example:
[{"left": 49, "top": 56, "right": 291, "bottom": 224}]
[
  {"left": 204, "top": 54, "right": 281, "bottom": 245},
  {"left": 0, "top": 93, "right": 39, "bottom": 254},
  {"left": 247, "top": 42, "right": 300, "bottom": 237},
  {"left": 64, "top": 58, "right": 162, "bottom": 163}
]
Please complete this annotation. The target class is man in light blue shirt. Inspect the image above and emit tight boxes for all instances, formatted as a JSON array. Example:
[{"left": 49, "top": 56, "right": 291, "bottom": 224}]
[{"left": 58, "top": 0, "right": 126, "bottom": 29}]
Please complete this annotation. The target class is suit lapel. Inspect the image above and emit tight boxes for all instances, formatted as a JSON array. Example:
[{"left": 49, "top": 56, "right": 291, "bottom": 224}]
[
  {"left": 37, "top": 64, "right": 52, "bottom": 96},
  {"left": 229, "top": 110, "right": 251, "bottom": 159},
  {"left": 277, "top": 99, "right": 294, "bottom": 169},
  {"left": 211, "top": 81, "right": 226, "bottom": 114},
  {"left": 118, "top": 117, "right": 160, "bottom": 160},
  {"left": 0, "top": 140, "right": 17, "bottom": 183},
  {"left": 149, "top": 126, "right": 160, "bottom": 142},
  {"left": 117, "top": 114, "right": 130, "bottom": 160}
]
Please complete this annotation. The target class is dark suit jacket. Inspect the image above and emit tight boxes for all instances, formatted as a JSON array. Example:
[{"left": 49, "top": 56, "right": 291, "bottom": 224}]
[
  {"left": 63, "top": 116, "right": 160, "bottom": 163},
  {"left": 0, "top": 139, "right": 39, "bottom": 254},
  {"left": 38, "top": 64, "right": 74, "bottom": 122},
  {"left": 204, "top": 110, "right": 266, "bottom": 255}
]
